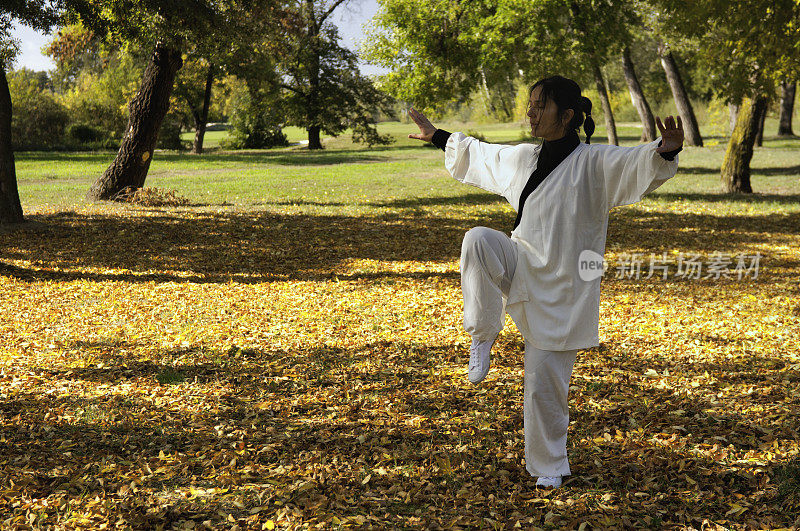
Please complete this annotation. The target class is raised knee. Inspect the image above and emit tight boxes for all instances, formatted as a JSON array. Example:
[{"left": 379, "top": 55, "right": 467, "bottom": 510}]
[{"left": 462, "top": 226, "right": 492, "bottom": 253}]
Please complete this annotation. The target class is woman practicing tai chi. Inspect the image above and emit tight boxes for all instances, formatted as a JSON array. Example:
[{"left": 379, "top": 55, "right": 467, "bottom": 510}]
[{"left": 408, "top": 75, "right": 684, "bottom": 488}]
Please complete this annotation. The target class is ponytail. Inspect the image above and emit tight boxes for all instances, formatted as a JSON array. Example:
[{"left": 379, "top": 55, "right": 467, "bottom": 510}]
[{"left": 580, "top": 96, "right": 595, "bottom": 144}]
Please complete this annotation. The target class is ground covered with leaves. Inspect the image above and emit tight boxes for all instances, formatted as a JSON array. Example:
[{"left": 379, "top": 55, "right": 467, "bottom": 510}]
[{"left": 3, "top": 137, "right": 800, "bottom": 529}]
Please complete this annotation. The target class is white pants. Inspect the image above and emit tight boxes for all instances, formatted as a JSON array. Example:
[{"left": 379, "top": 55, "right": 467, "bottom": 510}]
[{"left": 460, "top": 227, "right": 579, "bottom": 477}]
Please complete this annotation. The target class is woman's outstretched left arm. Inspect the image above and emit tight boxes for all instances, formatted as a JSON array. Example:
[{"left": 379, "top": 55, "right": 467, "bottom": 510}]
[{"left": 601, "top": 114, "right": 684, "bottom": 210}]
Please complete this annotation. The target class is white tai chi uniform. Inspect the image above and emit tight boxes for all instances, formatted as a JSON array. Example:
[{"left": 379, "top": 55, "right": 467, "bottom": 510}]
[{"left": 447, "top": 132, "right": 680, "bottom": 477}]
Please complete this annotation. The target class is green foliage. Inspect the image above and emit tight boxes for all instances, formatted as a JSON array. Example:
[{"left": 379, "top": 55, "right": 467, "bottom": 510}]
[
  {"left": 647, "top": 0, "right": 800, "bottom": 101},
  {"left": 272, "top": 4, "right": 395, "bottom": 148},
  {"left": 66, "top": 123, "right": 103, "bottom": 143},
  {"left": 66, "top": 0, "right": 224, "bottom": 52},
  {"left": 44, "top": 23, "right": 105, "bottom": 93},
  {"left": 7, "top": 69, "right": 69, "bottom": 150},
  {"left": 465, "top": 130, "right": 487, "bottom": 142},
  {"left": 362, "top": 0, "right": 638, "bottom": 119},
  {"left": 63, "top": 122, "right": 117, "bottom": 149},
  {"left": 58, "top": 50, "right": 145, "bottom": 140},
  {"left": 156, "top": 115, "right": 189, "bottom": 151},
  {"left": 223, "top": 83, "right": 288, "bottom": 149}
]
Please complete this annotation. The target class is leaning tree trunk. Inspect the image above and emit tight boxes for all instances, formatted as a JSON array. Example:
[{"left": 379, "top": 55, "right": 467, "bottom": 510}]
[
  {"left": 721, "top": 96, "right": 767, "bottom": 193},
  {"left": 755, "top": 102, "right": 767, "bottom": 147},
  {"left": 657, "top": 43, "right": 703, "bottom": 146},
  {"left": 192, "top": 63, "right": 215, "bottom": 154},
  {"left": 592, "top": 62, "right": 618, "bottom": 146},
  {"left": 622, "top": 46, "right": 656, "bottom": 142},
  {"left": 777, "top": 80, "right": 796, "bottom": 137},
  {"left": 0, "top": 65, "right": 24, "bottom": 224},
  {"left": 87, "top": 43, "right": 183, "bottom": 200}
]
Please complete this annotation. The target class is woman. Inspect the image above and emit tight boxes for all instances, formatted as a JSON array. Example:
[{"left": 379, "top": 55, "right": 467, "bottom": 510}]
[{"left": 408, "top": 75, "right": 684, "bottom": 488}]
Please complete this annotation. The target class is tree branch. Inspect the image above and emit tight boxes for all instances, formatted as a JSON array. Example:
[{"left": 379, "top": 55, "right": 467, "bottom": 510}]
[
  {"left": 278, "top": 82, "right": 306, "bottom": 97},
  {"left": 318, "top": 0, "right": 348, "bottom": 27}
]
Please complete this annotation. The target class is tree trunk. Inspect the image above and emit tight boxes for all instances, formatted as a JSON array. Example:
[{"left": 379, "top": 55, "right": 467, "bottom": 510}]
[
  {"left": 721, "top": 96, "right": 767, "bottom": 193},
  {"left": 193, "top": 63, "right": 215, "bottom": 154},
  {"left": 305, "top": 1, "right": 323, "bottom": 151},
  {"left": 657, "top": 43, "right": 703, "bottom": 146},
  {"left": 621, "top": 46, "right": 656, "bottom": 142},
  {"left": 778, "top": 80, "right": 796, "bottom": 137},
  {"left": 592, "top": 62, "right": 618, "bottom": 146},
  {"left": 87, "top": 43, "right": 183, "bottom": 200},
  {"left": 0, "top": 65, "right": 24, "bottom": 224},
  {"left": 479, "top": 67, "right": 498, "bottom": 119},
  {"left": 307, "top": 126, "right": 322, "bottom": 150},
  {"left": 729, "top": 103, "right": 739, "bottom": 135},
  {"left": 755, "top": 101, "right": 767, "bottom": 147}
]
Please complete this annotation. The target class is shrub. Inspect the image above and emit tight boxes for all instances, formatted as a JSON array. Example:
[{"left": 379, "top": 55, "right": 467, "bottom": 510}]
[
  {"left": 66, "top": 123, "right": 104, "bottom": 143},
  {"left": 60, "top": 53, "right": 144, "bottom": 140},
  {"left": 224, "top": 85, "right": 288, "bottom": 149},
  {"left": 466, "top": 130, "right": 488, "bottom": 142},
  {"left": 156, "top": 116, "right": 189, "bottom": 151},
  {"left": 7, "top": 69, "right": 69, "bottom": 150}
]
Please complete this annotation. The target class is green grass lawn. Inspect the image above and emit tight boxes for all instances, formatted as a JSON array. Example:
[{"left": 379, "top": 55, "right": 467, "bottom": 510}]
[
  {"left": 3, "top": 119, "right": 800, "bottom": 528},
  {"left": 17, "top": 117, "right": 800, "bottom": 216}
]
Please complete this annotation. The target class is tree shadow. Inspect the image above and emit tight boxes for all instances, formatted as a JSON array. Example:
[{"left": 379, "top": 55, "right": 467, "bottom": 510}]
[
  {"left": 1, "top": 207, "right": 797, "bottom": 285},
  {"left": 366, "top": 192, "right": 499, "bottom": 209},
  {"left": 653, "top": 191, "right": 800, "bottom": 204}
]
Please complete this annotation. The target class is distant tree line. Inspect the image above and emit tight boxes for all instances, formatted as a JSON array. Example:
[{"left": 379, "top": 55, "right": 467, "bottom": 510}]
[
  {"left": 362, "top": 0, "right": 799, "bottom": 194},
  {"left": 0, "top": 0, "right": 798, "bottom": 224}
]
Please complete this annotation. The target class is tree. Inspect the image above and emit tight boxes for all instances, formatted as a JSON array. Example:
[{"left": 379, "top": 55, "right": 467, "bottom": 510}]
[
  {"left": 777, "top": 80, "right": 795, "bottom": 137},
  {"left": 172, "top": 55, "right": 216, "bottom": 154},
  {"left": 1, "top": 2, "right": 62, "bottom": 224},
  {"left": 656, "top": 42, "right": 702, "bottom": 146},
  {"left": 721, "top": 96, "right": 766, "bottom": 193},
  {"left": 653, "top": 0, "right": 800, "bottom": 192},
  {"left": 622, "top": 45, "right": 656, "bottom": 142},
  {"left": 274, "top": 0, "right": 394, "bottom": 149},
  {"left": 70, "top": 0, "right": 241, "bottom": 200},
  {"left": 364, "top": 0, "right": 635, "bottom": 145}
]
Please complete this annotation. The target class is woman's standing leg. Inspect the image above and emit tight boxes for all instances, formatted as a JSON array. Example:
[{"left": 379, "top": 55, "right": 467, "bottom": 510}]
[
  {"left": 459, "top": 227, "right": 517, "bottom": 382},
  {"left": 523, "top": 343, "right": 579, "bottom": 484}
]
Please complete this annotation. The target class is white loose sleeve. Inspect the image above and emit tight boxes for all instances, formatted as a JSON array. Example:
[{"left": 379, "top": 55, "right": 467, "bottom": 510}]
[
  {"left": 443, "top": 132, "right": 522, "bottom": 202},
  {"left": 597, "top": 138, "right": 680, "bottom": 210}
]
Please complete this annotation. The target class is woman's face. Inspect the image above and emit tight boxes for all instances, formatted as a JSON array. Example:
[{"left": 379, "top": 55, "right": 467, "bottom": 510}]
[{"left": 527, "top": 86, "right": 571, "bottom": 141}]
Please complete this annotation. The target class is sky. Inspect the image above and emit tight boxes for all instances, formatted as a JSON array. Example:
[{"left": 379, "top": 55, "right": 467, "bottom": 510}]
[{"left": 9, "top": 0, "right": 386, "bottom": 76}]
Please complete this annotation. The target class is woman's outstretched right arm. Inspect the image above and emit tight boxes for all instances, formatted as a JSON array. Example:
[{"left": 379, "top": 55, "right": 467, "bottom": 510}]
[{"left": 407, "top": 108, "right": 521, "bottom": 199}]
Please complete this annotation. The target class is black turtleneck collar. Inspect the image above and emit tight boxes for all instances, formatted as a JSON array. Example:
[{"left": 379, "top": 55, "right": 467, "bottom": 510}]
[{"left": 539, "top": 129, "right": 581, "bottom": 164}]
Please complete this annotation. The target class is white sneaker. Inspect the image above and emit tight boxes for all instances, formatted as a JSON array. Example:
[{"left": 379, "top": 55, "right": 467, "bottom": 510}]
[
  {"left": 535, "top": 476, "right": 562, "bottom": 489},
  {"left": 468, "top": 336, "right": 496, "bottom": 384}
]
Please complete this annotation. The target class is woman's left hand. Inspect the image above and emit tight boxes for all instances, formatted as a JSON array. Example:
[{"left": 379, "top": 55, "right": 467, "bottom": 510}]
[{"left": 655, "top": 115, "right": 684, "bottom": 152}]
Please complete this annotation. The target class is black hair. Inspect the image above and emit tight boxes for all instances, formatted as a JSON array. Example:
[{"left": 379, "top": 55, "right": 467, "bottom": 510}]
[{"left": 529, "top": 75, "right": 596, "bottom": 144}]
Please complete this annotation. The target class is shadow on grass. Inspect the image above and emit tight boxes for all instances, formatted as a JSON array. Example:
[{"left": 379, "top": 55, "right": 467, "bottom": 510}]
[
  {"left": 653, "top": 191, "right": 800, "bottom": 204},
  {"left": 0, "top": 206, "right": 798, "bottom": 284}
]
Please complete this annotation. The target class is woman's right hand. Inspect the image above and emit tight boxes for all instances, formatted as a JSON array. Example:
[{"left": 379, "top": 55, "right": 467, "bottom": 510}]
[{"left": 408, "top": 107, "right": 437, "bottom": 142}]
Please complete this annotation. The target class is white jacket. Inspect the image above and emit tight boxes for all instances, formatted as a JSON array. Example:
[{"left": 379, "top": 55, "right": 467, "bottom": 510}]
[{"left": 444, "top": 132, "right": 680, "bottom": 350}]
